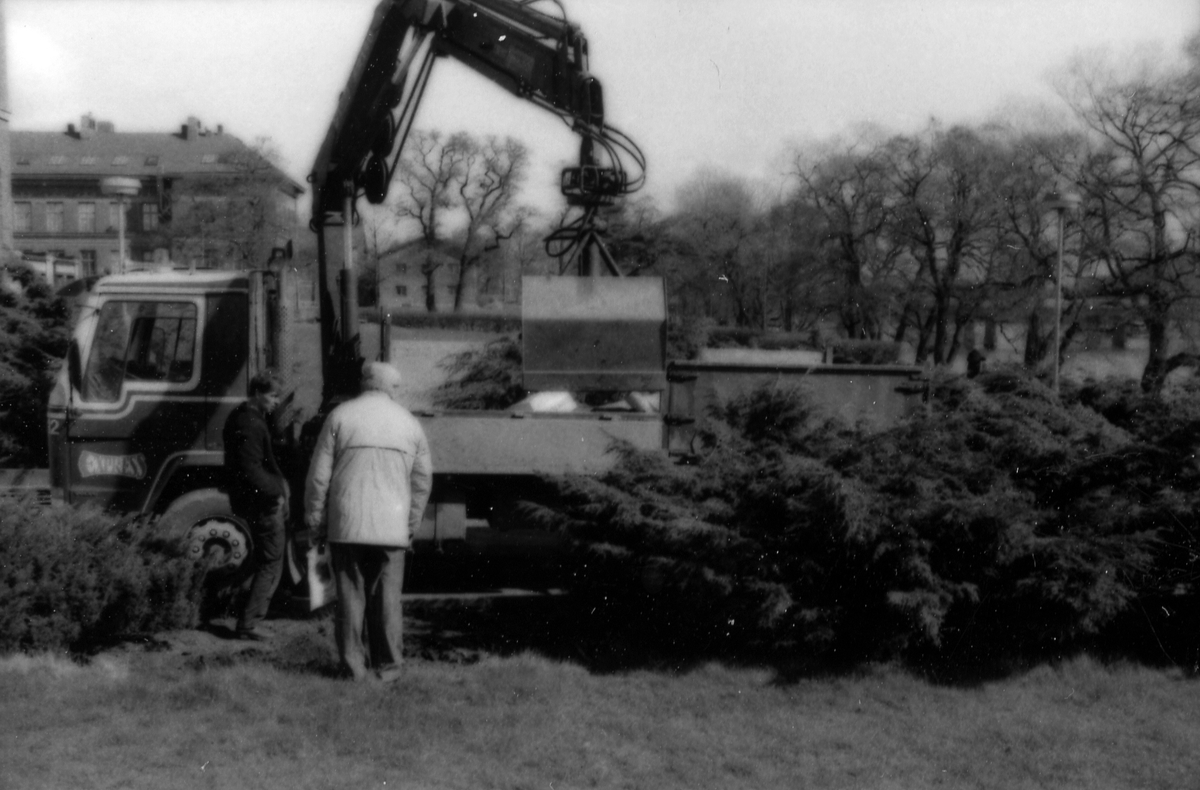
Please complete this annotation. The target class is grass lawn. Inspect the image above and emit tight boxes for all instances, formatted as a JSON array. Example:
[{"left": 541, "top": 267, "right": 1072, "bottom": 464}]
[{"left": 3, "top": 644, "right": 1197, "bottom": 790}]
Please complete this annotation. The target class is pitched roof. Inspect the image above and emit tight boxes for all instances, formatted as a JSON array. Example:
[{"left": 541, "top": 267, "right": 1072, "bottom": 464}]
[{"left": 11, "top": 116, "right": 304, "bottom": 196}]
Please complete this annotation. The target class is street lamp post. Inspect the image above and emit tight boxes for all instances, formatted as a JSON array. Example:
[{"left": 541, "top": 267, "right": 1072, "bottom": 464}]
[
  {"left": 1044, "top": 191, "right": 1082, "bottom": 395},
  {"left": 100, "top": 177, "right": 141, "bottom": 274}
]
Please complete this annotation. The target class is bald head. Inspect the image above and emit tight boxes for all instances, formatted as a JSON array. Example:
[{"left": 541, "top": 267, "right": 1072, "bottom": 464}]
[{"left": 362, "top": 361, "right": 402, "bottom": 399}]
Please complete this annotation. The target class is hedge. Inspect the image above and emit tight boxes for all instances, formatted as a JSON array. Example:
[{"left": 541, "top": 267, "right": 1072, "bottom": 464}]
[
  {"left": 525, "top": 365, "right": 1200, "bottom": 670},
  {"left": 0, "top": 497, "right": 205, "bottom": 654}
]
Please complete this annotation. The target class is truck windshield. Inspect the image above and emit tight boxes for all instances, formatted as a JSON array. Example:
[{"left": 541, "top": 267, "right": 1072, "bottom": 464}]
[{"left": 82, "top": 301, "right": 198, "bottom": 402}]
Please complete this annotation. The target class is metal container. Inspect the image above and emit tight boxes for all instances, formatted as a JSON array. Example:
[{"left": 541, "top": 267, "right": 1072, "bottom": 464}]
[{"left": 521, "top": 275, "right": 667, "bottom": 392}]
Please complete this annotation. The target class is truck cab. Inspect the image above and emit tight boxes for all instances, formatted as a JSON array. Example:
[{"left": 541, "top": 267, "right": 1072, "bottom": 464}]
[
  {"left": 45, "top": 268, "right": 294, "bottom": 577},
  {"left": 48, "top": 270, "right": 281, "bottom": 512}
]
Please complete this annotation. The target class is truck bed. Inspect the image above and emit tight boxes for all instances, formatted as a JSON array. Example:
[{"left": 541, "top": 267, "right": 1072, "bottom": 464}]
[{"left": 415, "top": 409, "right": 662, "bottom": 476}]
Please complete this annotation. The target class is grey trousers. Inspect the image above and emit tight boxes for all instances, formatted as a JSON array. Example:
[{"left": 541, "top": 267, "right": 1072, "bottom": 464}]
[{"left": 329, "top": 543, "right": 406, "bottom": 679}]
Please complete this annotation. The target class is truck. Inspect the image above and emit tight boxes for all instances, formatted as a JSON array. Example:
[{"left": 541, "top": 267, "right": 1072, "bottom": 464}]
[{"left": 21, "top": 0, "right": 928, "bottom": 590}]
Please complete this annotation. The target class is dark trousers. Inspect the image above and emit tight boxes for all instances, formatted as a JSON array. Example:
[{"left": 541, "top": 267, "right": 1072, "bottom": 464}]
[
  {"left": 330, "top": 543, "right": 406, "bottom": 680},
  {"left": 237, "top": 500, "right": 286, "bottom": 632}
]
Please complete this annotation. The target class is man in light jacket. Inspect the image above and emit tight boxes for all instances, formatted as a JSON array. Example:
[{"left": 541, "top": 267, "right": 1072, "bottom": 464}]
[{"left": 304, "top": 361, "right": 433, "bottom": 682}]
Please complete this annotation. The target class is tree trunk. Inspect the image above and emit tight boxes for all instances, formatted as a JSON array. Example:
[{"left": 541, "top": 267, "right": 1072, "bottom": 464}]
[
  {"left": 1023, "top": 310, "right": 1044, "bottom": 369},
  {"left": 932, "top": 296, "right": 950, "bottom": 365},
  {"left": 423, "top": 267, "right": 437, "bottom": 312},
  {"left": 453, "top": 258, "right": 467, "bottom": 312},
  {"left": 1140, "top": 312, "right": 1171, "bottom": 394},
  {"left": 893, "top": 306, "right": 912, "bottom": 346},
  {"left": 913, "top": 310, "right": 936, "bottom": 363}
]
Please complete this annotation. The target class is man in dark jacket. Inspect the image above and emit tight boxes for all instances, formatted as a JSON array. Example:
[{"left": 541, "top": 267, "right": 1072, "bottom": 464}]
[{"left": 223, "top": 372, "right": 287, "bottom": 641}]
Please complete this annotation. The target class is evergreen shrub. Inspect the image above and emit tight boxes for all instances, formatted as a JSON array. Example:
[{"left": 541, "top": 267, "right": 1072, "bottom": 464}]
[
  {"left": 0, "top": 264, "right": 70, "bottom": 466},
  {"left": 0, "top": 496, "right": 205, "bottom": 654},
  {"left": 530, "top": 365, "right": 1196, "bottom": 667},
  {"left": 827, "top": 339, "right": 902, "bottom": 365},
  {"left": 433, "top": 336, "right": 526, "bottom": 410},
  {"left": 1071, "top": 376, "right": 1200, "bottom": 666},
  {"left": 705, "top": 326, "right": 819, "bottom": 352}
]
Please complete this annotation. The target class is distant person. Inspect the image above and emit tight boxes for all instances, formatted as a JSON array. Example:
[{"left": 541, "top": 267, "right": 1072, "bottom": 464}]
[
  {"left": 222, "top": 371, "right": 288, "bottom": 641},
  {"left": 967, "top": 349, "right": 986, "bottom": 379},
  {"left": 304, "top": 361, "right": 433, "bottom": 682}
]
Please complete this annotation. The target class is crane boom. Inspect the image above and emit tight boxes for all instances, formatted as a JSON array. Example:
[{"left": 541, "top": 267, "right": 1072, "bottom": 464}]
[
  {"left": 309, "top": 0, "right": 644, "bottom": 407},
  {"left": 310, "top": 0, "right": 640, "bottom": 224}
]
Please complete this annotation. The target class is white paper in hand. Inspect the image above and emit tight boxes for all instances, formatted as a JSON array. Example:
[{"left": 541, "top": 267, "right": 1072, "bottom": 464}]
[{"left": 307, "top": 544, "right": 336, "bottom": 611}]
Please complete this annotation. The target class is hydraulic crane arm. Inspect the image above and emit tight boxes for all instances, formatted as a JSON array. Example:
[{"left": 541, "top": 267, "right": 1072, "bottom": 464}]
[
  {"left": 310, "top": 0, "right": 643, "bottom": 225},
  {"left": 308, "top": 0, "right": 644, "bottom": 407}
]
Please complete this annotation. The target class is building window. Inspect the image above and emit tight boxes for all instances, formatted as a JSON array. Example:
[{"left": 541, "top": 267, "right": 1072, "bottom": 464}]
[
  {"left": 108, "top": 203, "right": 121, "bottom": 231},
  {"left": 80, "top": 156, "right": 98, "bottom": 166},
  {"left": 112, "top": 155, "right": 129, "bottom": 166},
  {"left": 46, "top": 203, "right": 64, "bottom": 233},
  {"left": 14, "top": 202, "right": 31, "bottom": 232},
  {"left": 78, "top": 202, "right": 96, "bottom": 233},
  {"left": 141, "top": 203, "right": 158, "bottom": 231},
  {"left": 80, "top": 250, "right": 97, "bottom": 276},
  {"left": 395, "top": 285, "right": 407, "bottom": 296},
  {"left": 395, "top": 262, "right": 408, "bottom": 274},
  {"left": 144, "top": 156, "right": 159, "bottom": 166},
  {"left": 201, "top": 154, "right": 218, "bottom": 164},
  {"left": 48, "top": 155, "right": 67, "bottom": 166}
]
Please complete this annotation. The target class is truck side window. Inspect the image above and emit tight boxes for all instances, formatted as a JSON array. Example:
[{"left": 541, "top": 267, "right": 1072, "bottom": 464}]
[{"left": 82, "top": 301, "right": 199, "bottom": 401}]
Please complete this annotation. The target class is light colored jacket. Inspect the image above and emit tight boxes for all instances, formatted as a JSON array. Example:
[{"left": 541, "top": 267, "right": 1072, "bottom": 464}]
[{"left": 304, "top": 391, "right": 433, "bottom": 547}]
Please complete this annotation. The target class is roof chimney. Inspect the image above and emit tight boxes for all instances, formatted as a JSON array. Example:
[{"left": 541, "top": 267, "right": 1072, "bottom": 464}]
[
  {"left": 183, "top": 116, "right": 202, "bottom": 141},
  {"left": 79, "top": 113, "right": 99, "bottom": 138}
]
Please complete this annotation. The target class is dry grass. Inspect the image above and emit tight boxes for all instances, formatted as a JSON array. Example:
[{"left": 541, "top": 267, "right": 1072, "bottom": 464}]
[{"left": 3, "top": 649, "right": 1198, "bottom": 790}]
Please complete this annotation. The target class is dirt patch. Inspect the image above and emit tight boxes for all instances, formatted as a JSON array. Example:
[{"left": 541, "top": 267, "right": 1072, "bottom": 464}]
[{"left": 96, "top": 590, "right": 584, "bottom": 677}]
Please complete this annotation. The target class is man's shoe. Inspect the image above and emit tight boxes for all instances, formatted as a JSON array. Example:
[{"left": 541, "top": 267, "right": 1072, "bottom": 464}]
[{"left": 237, "top": 628, "right": 270, "bottom": 642}]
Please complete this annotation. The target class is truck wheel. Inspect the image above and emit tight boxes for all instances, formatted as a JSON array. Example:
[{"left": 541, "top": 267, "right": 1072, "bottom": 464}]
[{"left": 159, "top": 489, "right": 254, "bottom": 577}]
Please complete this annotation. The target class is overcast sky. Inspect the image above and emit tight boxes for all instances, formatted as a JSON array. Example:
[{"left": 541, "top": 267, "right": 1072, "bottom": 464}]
[{"left": 7, "top": 0, "right": 1200, "bottom": 217}]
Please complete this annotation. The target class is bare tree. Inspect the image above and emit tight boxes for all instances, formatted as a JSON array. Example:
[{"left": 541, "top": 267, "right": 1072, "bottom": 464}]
[
  {"left": 790, "top": 135, "right": 905, "bottom": 339},
  {"left": 881, "top": 124, "right": 1010, "bottom": 364},
  {"left": 1056, "top": 44, "right": 1200, "bottom": 392},
  {"left": 166, "top": 137, "right": 297, "bottom": 269},
  {"left": 601, "top": 195, "right": 670, "bottom": 277},
  {"left": 388, "top": 130, "right": 529, "bottom": 311},
  {"left": 391, "top": 130, "right": 469, "bottom": 310},
  {"left": 450, "top": 135, "right": 529, "bottom": 311},
  {"left": 671, "top": 169, "right": 769, "bottom": 327},
  {"left": 979, "top": 124, "right": 1094, "bottom": 370}
]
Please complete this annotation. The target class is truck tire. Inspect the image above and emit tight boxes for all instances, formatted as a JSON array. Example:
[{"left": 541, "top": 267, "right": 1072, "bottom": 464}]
[{"left": 158, "top": 489, "right": 254, "bottom": 578}]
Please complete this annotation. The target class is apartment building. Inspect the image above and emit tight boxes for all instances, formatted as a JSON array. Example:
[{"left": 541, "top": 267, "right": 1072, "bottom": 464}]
[{"left": 11, "top": 114, "right": 303, "bottom": 286}]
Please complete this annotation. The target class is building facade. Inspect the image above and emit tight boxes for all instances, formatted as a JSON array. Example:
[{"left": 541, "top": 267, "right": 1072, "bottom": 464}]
[
  {"left": 0, "top": 0, "right": 14, "bottom": 263},
  {"left": 11, "top": 115, "right": 303, "bottom": 286}
]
